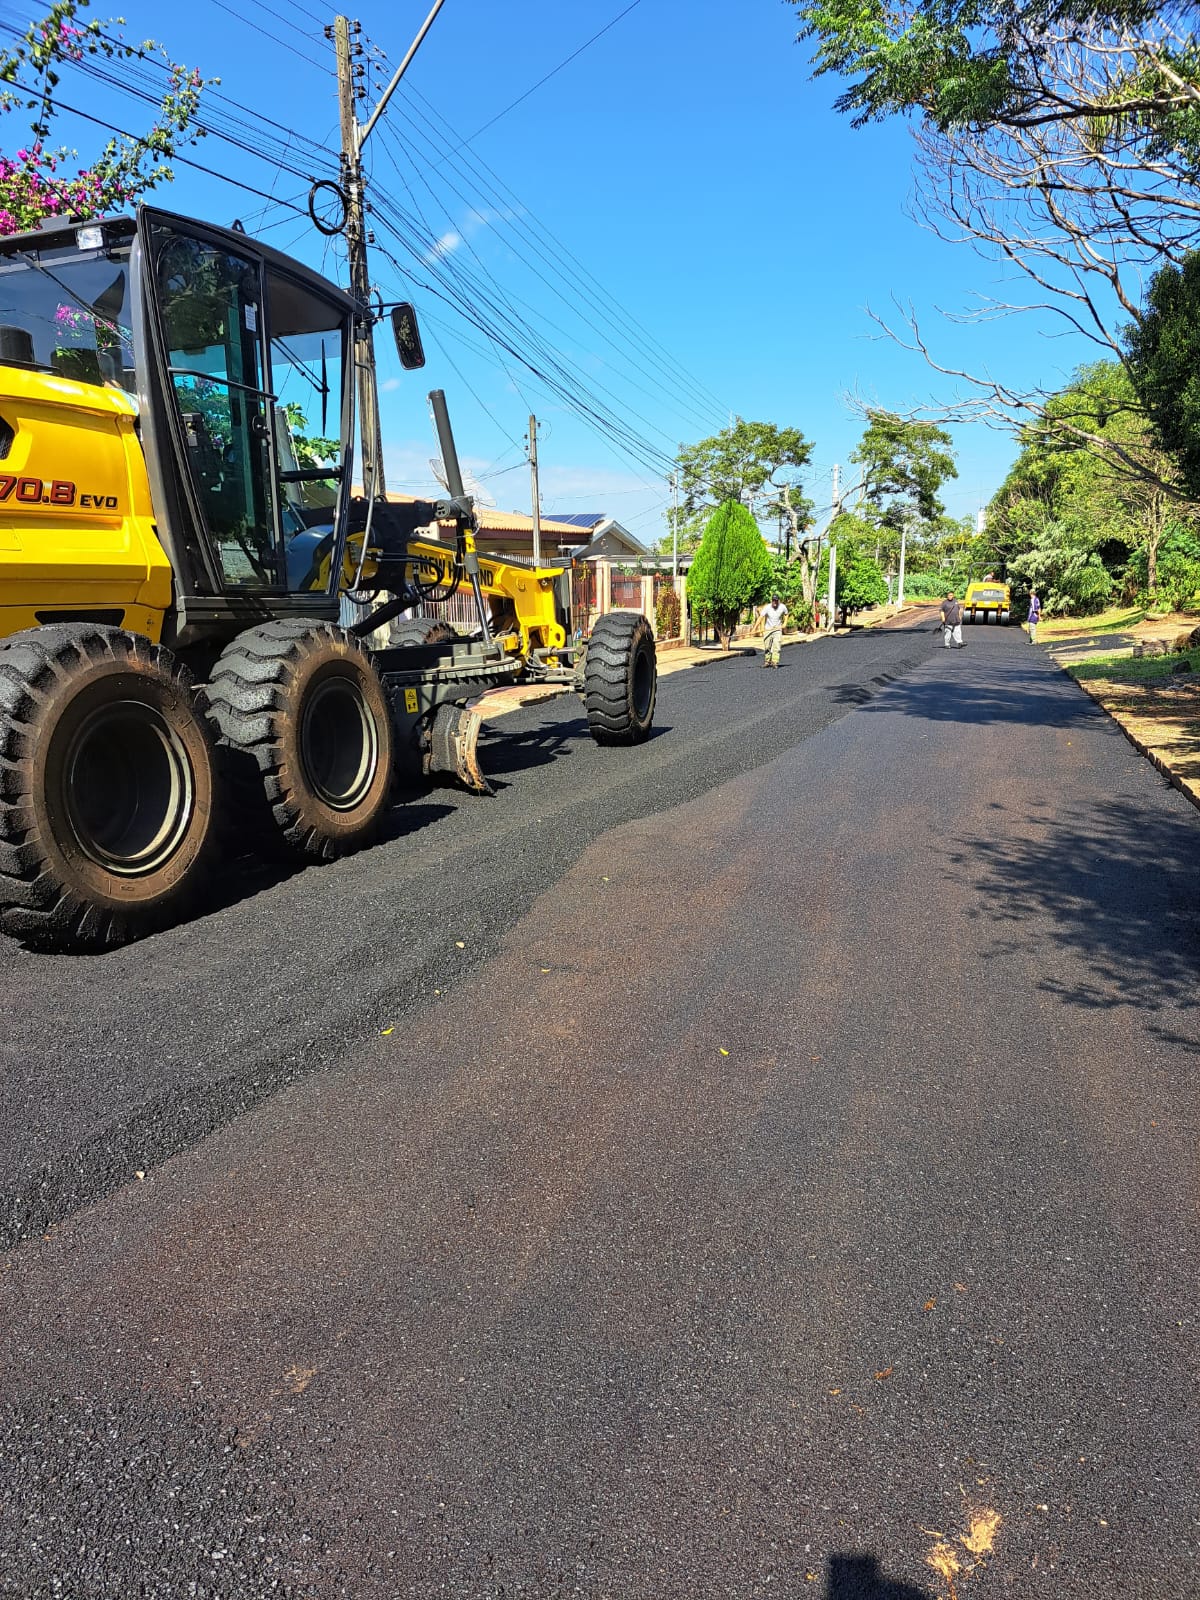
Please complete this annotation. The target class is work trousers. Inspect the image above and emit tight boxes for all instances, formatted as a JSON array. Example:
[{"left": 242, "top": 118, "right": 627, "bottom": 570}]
[
  {"left": 943, "top": 623, "right": 963, "bottom": 648},
  {"left": 764, "top": 627, "right": 783, "bottom": 666}
]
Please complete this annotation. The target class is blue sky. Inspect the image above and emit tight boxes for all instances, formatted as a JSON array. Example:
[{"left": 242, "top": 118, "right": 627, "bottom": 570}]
[{"left": 0, "top": 0, "right": 1106, "bottom": 545}]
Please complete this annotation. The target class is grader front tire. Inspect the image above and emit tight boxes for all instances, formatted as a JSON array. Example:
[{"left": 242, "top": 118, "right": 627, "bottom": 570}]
[
  {"left": 0, "top": 624, "right": 219, "bottom": 949},
  {"left": 206, "top": 620, "right": 394, "bottom": 861},
  {"left": 582, "top": 611, "right": 657, "bottom": 745}
]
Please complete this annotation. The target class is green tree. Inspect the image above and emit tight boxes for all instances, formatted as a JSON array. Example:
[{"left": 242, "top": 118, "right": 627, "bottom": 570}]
[
  {"left": 818, "top": 518, "right": 889, "bottom": 621},
  {"left": 791, "top": 0, "right": 1189, "bottom": 135},
  {"left": 654, "top": 501, "right": 707, "bottom": 561},
  {"left": 913, "top": 514, "right": 986, "bottom": 591},
  {"left": 841, "top": 412, "right": 957, "bottom": 574},
  {"left": 851, "top": 411, "right": 957, "bottom": 524},
  {"left": 767, "top": 551, "right": 812, "bottom": 630},
  {"left": 283, "top": 402, "right": 339, "bottom": 470},
  {"left": 0, "top": 0, "right": 212, "bottom": 234},
  {"left": 1127, "top": 523, "right": 1200, "bottom": 611},
  {"left": 989, "top": 362, "right": 1185, "bottom": 608},
  {"left": 686, "top": 498, "right": 772, "bottom": 650},
  {"left": 677, "top": 418, "right": 814, "bottom": 524},
  {"left": 1125, "top": 252, "right": 1200, "bottom": 498},
  {"left": 675, "top": 417, "right": 818, "bottom": 615},
  {"left": 790, "top": 0, "right": 1200, "bottom": 464}
]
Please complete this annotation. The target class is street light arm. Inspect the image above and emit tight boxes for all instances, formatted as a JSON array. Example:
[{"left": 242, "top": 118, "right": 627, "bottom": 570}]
[{"left": 358, "top": 0, "right": 448, "bottom": 151}]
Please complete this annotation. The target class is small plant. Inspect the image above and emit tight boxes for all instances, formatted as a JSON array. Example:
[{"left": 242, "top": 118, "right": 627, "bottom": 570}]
[{"left": 655, "top": 585, "right": 681, "bottom": 639}]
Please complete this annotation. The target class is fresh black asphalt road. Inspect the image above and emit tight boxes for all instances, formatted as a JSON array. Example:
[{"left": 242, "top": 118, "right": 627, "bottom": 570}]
[{"left": 2, "top": 619, "right": 1198, "bottom": 1599}]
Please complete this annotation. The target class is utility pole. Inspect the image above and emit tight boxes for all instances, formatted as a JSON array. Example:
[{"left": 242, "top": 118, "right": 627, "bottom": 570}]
[
  {"left": 831, "top": 462, "right": 841, "bottom": 519},
  {"left": 333, "top": 14, "right": 384, "bottom": 496},
  {"left": 897, "top": 515, "right": 908, "bottom": 613},
  {"left": 330, "top": 1, "right": 447, "bottom": 500},
  {"left": 527, "top": 414, "right": 542, "bottom": 567},
  {"left": 827, "top": 543, "right": 838, "bottom": 631},
  {"left": 670, "top": 471, "right": 679, "bottom": 579}
]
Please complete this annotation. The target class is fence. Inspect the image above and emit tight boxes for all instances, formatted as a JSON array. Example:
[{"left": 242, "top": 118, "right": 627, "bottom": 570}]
[{"left": 610, "top": 573, "right": 644, "bottom": 609}]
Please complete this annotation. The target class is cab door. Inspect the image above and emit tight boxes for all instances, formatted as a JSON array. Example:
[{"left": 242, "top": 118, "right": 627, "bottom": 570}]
[{"left": 144, "top": 218, "right": 281, "bottom": 591}]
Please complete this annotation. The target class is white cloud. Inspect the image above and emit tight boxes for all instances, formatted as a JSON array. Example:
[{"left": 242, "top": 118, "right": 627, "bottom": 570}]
[{"left": 424, "top": 230, "right": 461, "bottom": 263}]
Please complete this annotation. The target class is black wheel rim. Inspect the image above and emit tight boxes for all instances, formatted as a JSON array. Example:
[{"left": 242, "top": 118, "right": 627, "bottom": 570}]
[
  {"left": 300, "top": 673, "right": 379, "bottom": 810},
  {"left": 63, "top": 700, "right": 195, "bottom": 876},
  {"left": 631, "top": 644, "right": 654, "bottom": 719}
]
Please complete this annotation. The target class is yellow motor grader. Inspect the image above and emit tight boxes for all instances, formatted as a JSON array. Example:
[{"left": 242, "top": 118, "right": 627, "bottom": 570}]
[{"left": 0, "top": 207, "right": 656, "bottom": 948}]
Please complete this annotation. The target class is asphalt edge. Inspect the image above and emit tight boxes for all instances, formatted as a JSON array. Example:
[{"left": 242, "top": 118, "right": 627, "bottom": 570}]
[{"left": 1063, "top": 668, "right": 1200, "bottom": 817}]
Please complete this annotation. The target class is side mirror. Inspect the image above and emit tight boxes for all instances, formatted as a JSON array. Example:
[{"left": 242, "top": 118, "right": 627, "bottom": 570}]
[{"left": 391, "top": 302, "right": 426, "bottom": 371}]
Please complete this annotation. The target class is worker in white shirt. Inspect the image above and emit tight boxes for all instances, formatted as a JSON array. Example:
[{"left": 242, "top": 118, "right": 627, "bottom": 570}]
[{"left": 760, "top": 594, "right": 788, "bottom": 668}]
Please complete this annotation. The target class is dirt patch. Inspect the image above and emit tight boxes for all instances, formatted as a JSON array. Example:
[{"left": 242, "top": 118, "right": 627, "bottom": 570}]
[{"left": 1127, "top": 612, "right": 1199, "bottom": 643}]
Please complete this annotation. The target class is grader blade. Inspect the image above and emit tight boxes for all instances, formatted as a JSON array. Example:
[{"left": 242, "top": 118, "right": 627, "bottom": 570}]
[{"left": 428, "top": 703, "right": 493, "bottom": 795}]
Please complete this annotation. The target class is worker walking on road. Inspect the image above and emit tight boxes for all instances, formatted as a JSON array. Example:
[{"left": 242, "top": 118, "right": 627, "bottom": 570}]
[
  {"left": 760, "top": 593, "right": 788, "bottom": 668},
  {"left": 1027, "top": 590, "right": 1041, "bottom": 643},
  {"left": 940, "top": 591, "right": 964, "bottom": 649}
]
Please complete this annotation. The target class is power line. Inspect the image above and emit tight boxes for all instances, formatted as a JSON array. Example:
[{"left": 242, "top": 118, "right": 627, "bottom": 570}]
[
  {"left": 359, "top": 35, "right": 727, "bottom": 433},
  {"left": 243, "top": 0, "right": 325, "bottom": 48},
  {"left": 372, "top": 97, "right": 725, "bottom": 442},
  {"left": 1, "top": 80, "right": 316, "bottom": 213},
  {"left": 205, "top": 0, "right": 332, "bottom": 72},
  {"left": 0, "top": 23, "right": 342, "bottom": 187},
  {"left": 379, "top": 228, "right": 675, "bottom": 478},
  {"left": 403, "top": 80, "right": 729, "bottom": 423},
  {"left": 373, "top": 117, "right": 686, "bottom": 447},
  {"left": 273, "top": 0, "right": 329, "bottom": 26},
  {"left": 457, "top": 0, "right": 645, "bottom": 150}
]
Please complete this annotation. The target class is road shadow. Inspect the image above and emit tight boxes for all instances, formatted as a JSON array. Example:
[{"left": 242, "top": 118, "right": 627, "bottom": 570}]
[
  {"left": 478, "top": 714, "right": 672, "bottom": 782},
  {"left": 952, "top": 797, "right": 1200, "bottom": 1034},
  {"left": 825, "top": 1552, "right": 935, "bottom": 1598},
  {"left": 477, "top": 713, "right": 585, "bottom": 779},
  {"left": 853, "top": 667, "right": 1092, "bottom": 729},
  {"left": 203, "top": 802, "right": 457, "bottom": 913},
  {"left": 1046, "top": 633, "right": 1135, "bottom": 661}
]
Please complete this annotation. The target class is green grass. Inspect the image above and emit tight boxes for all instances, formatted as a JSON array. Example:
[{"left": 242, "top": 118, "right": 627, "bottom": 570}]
[
  {"left": 1038, "top": 605, "right": 1146, "bottom": 641},
  {"left": 1068, "top": 647, "right": 1200, "bottom": 683}
]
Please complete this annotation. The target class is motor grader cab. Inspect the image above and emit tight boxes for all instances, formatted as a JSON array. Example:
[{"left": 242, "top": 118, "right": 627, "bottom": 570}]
[{"left": 0, "top": 206, "right": 657, "bottom": 949}]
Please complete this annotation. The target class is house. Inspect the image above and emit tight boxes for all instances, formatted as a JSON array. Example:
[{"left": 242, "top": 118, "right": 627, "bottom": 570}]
[{"left": 541, "top": 513, "right": 648, "bottom": 563}]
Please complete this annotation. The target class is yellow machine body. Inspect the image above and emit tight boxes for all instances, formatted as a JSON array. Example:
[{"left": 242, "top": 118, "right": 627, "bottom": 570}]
[
  {"left": 0, "top": 369, "right": 172, "bottom": 644},
  {"left": 962, "top": 580, "right": 1011, "bottom": 621},
  {"left": 350, "top": 524, "right": 568, "bottom": 656},
  {"left": 0, "top": 366, "right": 564, "bottom": 658},
  {"left": 409, "top": 533, "right": 567, "bottom": 656}
]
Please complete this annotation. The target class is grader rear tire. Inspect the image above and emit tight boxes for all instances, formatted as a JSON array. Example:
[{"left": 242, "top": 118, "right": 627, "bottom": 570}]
[
  {"left": 582, "top": 611, "right": 656, "bottom": 745},
  {"left": 388, "top": 617, "right": 457, "bottom": 648},
  {"left": 206, "top": 620, "right": 393, "bottom": 861},
  {"left": 0, "top": 624, "right": 218, "bottom": 948}
]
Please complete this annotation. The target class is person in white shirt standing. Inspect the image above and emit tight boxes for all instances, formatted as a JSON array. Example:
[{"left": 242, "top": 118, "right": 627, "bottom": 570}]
[{"left": 760, "top": 594, "right": 788, "bottom": 668}]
